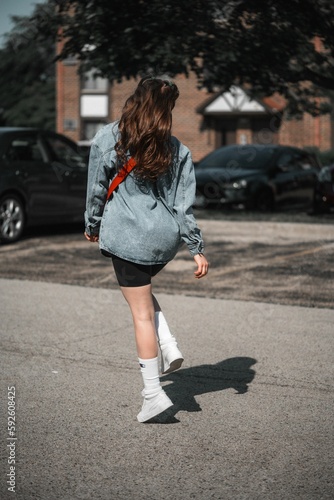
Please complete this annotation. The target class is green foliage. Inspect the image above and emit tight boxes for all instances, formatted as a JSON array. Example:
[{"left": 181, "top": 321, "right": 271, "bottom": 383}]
[
  {"left": 48, "top": 0, "right": 334, "bottom": 116},
  {"left": 0, "top": 1, "right": 56, "bottom": 129},
  {"left": 3, "top": 0, "right": 334, "bottom": 123}
]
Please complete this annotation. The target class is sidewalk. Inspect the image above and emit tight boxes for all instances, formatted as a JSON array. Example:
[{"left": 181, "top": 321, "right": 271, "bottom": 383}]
[{"left": 1, "top": 278, "right": 333, "bottom": 499}]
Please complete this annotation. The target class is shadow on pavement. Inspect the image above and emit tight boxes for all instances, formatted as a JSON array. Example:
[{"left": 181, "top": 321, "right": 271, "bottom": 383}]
[{"left": 147, "top": 357, "right": 257, "bottom": 424}]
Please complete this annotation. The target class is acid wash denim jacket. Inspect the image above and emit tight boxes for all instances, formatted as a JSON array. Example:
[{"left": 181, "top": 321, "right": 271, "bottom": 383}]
[{"left": 84, "top": 122, "right": 204, "bottom": 265}]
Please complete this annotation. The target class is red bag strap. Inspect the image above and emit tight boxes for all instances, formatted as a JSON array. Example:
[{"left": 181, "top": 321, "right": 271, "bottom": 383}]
[{"left": 106, "top": 157, "right": 137, "bottom": 202}]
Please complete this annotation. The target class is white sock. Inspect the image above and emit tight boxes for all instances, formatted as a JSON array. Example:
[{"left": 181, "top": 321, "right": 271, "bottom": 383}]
[
  {"left": 155, "top": 311, "right": 175, "bottom": 344},
  {"left": 138, "top": 357, "right": 162, "bottom": 398}
]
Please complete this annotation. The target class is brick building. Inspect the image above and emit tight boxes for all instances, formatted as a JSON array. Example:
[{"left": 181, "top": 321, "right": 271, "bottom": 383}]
[{"left": 56, "top": 58, "right": 334, "bottom": 162}]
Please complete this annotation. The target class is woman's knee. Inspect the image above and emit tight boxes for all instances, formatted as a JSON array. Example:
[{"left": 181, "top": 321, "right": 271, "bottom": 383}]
[
  {"left": 121, "top": 285, "right": 154, "bottom": 317},
  {"left": 132, "top": 308, "right": 155, "bottom": 326}
]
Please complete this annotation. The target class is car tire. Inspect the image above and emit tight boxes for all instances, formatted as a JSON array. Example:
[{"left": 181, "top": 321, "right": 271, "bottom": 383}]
[
  {"left": 0, "top": 194, "right": 26, "bottom": 244},
  {"left": 253, "top": 189, "right": 275, "bottom": 212}
]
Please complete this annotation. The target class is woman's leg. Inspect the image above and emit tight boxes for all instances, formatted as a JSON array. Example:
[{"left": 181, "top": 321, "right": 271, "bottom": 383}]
[
  {"left": 121, "top": 284, "right": 157, "bottom": 359},
  {"left": 120, "top": 284, "right": 173, "bottom": 422}
]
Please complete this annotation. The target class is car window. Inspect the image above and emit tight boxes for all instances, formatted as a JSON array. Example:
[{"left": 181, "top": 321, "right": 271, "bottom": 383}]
[
  {"left": 46, "top": 136, "right": 86, "bottom": 168},
  {"left": 277, "top": 153, "right": 294, "bottom": 170},
  {"left": 318, "top": 166, "right": 334, "bottom": 182},
  {"left": 277, "top": 152, "right": 317, "bottom": 172},
  {"left": 300, "top": 154, "right": 319, "bottom": 170},
  {"left": 198, "top": 146, "right": 275, "bottom": 170},
  {"left": 6, "top": 136, "right": 46, "bottom": 163}
]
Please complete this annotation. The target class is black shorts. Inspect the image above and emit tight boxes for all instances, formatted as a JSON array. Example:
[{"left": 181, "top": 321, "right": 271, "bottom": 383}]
[{"left": 110, "top": 254, "right": 167, "bottom": 287}]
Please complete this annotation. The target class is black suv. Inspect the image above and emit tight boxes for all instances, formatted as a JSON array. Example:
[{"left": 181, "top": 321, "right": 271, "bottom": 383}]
[
  {"left": 194, "top": 144, "right": 321, "bottom": 211},
  {"left": 0, "top": 128, "right": 88, "bottom": 243}
]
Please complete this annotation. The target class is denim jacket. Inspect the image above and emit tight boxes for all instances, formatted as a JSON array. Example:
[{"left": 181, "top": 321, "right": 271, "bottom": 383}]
[{"left": 84, "top": 122, "right": 204, "bottom": 265}]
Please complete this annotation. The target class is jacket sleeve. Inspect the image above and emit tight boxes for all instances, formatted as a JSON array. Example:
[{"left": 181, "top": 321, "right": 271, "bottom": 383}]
[
  {"left": 173, "top": 148, "right": 204, "bottom": 256},
  {"left": 84, "top": 142, "right": 115, "bottom": 236}
]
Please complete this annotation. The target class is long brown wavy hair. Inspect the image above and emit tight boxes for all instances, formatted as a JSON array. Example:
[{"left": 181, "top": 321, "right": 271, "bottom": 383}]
[{"left": 115, "top": 76, "right": 180, "bottom": 181}]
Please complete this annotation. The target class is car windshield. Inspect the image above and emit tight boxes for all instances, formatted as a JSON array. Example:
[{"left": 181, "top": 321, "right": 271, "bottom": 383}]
[{"left": 198, "top": 146, "right": 276, "bottom": 170}]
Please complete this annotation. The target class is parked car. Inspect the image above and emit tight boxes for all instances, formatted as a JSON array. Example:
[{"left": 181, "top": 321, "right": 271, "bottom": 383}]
[
  {"left": 0, "top": 127, "right": 88, "bottom": 243},
  {"left": 194, "top": 144, "right": 321, "bottom": 211},
  {"left": 313, "top": 164, "right": 334, "bottom": 213},
  {"left": 77, "top": 140, "right": 92, "bottom": 159}
]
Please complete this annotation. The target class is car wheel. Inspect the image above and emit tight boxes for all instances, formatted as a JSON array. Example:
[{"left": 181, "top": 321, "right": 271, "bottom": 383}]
[
  {"left": 0, "top": 195, "right": 26, "bottom": 243},
  {"left": 254, "top": 189, "right": 275, "bottom": 212}
]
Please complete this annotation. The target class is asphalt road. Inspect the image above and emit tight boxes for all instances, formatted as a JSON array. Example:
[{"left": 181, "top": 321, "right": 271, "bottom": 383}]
[
  {"left": 0, "top": 279, "right": 333, "bottom": 499},
  {"left": 0, "top": 209, "right": 333, "bottom": 308},
  {"left": 0, "top": 209, "right": 333, "bottom": 499}
]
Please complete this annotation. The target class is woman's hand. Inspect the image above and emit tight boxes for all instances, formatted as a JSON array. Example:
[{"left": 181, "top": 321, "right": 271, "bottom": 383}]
[
  {"left": 84, "top": 232, "right": 99, "bottom": 243},
  {"left": 193, "top": 253, "right": 209, "bottom": 279}
]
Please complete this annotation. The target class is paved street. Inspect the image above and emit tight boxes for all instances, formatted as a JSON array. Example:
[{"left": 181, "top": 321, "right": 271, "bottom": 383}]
[
  {"left": 0, "top": 215, "right": 333, "bottom": 499},
  {"left": 0, "top": 213, "right": 333, "bottom": 308},
  {"left": 1, "top": 279, "right": 334, "bottom": 499}
]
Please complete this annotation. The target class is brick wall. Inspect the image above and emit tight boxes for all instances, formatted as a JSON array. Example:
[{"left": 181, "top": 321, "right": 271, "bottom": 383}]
[
  {"left": 279, "top": 112, "right": 332, "bottom": 151},
  {"left": 56, "top": 59, "right": 333, "bottom": 156},
  {"left": 56, "top": 59, "right": 81, "bottom": 143},
  {"left": 171, "top": 73, "right": 214, "bottom": 161}
]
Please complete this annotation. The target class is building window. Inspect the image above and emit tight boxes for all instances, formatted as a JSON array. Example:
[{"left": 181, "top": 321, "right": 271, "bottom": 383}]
[
  {"left": 63, "top": 55, "right": 78, "bottom": 66},
  {"left": 63, "top": 118, "right": 78, "bottom": 131},
  {"left": 82, "top": 69, "right": 108, "bottom": 92},
  {"left": 80, "top": 95, "right": 108, "bottom": 118},
  {"left": 80, "top": 69, "right": 109, "bottom": 126},
  {"left": 82, "top": 121, "right": 107, "bottom": 141}
]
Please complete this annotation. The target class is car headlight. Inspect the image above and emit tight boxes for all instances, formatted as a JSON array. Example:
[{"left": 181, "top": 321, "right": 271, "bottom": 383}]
[{"left": 224, "top": 179, "right": 248, "bottom": 190}]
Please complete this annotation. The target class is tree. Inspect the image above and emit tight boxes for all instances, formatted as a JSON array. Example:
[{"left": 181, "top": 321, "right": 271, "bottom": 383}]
[
  {"left": 0, "top": 1, "right": 56, "bottom": 129},
  {"left": 44, "top": 0, "right": 334, "bottom": 116}
]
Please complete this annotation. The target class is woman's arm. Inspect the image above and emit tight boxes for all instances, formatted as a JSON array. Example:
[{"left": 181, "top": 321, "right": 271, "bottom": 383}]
[
  {"left": 193, "top": 253, "right": 209, "bottom": 279},
  {"left": 84, "top": 142, "right": 114, "bottom": 237},
  {"left": 173, "top": 147, "right": 209, "bottom": 278}
]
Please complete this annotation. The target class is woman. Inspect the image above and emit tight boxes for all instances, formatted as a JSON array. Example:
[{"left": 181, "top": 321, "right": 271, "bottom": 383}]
[{"left": 84, "top": 76, "right": 209, "bottom": 423}]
